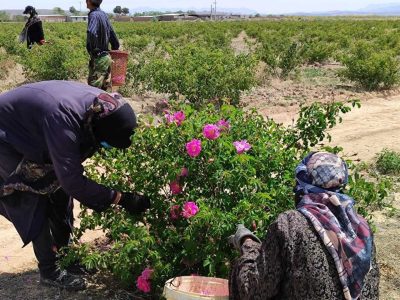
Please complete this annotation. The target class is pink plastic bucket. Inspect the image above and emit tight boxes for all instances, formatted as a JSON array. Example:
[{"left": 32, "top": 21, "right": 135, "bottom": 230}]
[{"left": 163, "top": 276, "right": 229, "bottom": 300}]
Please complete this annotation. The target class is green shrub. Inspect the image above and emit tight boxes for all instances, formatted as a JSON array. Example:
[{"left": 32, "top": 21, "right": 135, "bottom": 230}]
[
  {"left": 131, "top": 44, "right": 257, "bottom": 106},
  {"left": 20, "top": 38, "right": 87, "bottom": 81},
  {"left": 61, "top": 100, "right": 389, "bottom": 297},
  {"left": 376, "top": 149, "right": 400, "bottom": 175},
  {"left": 340, "top": 42, "right": 400, "bottom": 90},
  {"left": 258, "top": 39, "right": 303, "bottom": 79}
]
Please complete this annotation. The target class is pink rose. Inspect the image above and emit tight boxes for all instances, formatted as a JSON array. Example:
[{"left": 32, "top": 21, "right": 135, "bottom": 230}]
[
  {"left": 141, "top": 268, "right": 154, "bottom": 280},
  {"left": 180, "top": 167, "right": 189, "bottom": 177},
  {"left": 137, "top": 276, "right": 151, "bottom": 293},
  {"left": 173, "top": 111, "right": 186, "bottom": 126},
  {"left": 169, "top": 181, "right": 182, "bottom": 195},
  {"left": 202, "top": 124, "right": 220, "bottom": 140},
  {"left": 181, "top": 202, "right": 199, "bottom": 219},
  {"left": 186, "top": 139, "right": 202, "bottom": 158},
  {"left": 136, "top": 268, "right": 154, "bottom": 293},
  {"left": 164, "top": 113, "right": 174, "bottom": 124},
  {"left": 216, "top": 119, "right": 231, "bottom": 131},
  {"left": 170, "top": 205, "right": 181, "bottom": 220},
  {"left": 233, "top": 140, "right": 252, "bottom": 154}
]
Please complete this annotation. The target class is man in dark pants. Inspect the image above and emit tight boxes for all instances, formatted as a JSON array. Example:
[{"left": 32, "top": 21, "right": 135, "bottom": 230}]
[
  {"left": 0, "top": 81, "right": 150, "bottom": 290},
  {"left": 86, "top": 0, "right": 120, "bottom": 91}
]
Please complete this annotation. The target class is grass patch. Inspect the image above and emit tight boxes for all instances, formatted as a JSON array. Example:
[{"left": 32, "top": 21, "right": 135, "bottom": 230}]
[{"left": 376, "top": 149, "right": 400, "bottom": 175}]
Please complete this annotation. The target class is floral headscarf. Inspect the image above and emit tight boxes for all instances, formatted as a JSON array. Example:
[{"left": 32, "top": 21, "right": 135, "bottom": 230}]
[{"left": 295, "top": 152, "right": 372, "bottom": 300}]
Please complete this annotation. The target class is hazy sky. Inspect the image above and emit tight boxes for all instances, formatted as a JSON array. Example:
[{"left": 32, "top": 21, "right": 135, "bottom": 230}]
[{"left": 1, "top": 0, "right": 400, "bottom": 14}]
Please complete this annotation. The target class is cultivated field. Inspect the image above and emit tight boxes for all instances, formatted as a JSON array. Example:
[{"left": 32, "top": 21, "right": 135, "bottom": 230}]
[{"left": 0, "top": 18, "right": 399, "bottom": 299}]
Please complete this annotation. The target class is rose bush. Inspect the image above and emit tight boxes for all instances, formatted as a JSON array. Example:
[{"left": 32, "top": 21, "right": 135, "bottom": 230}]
[{"left": 62, "top": 101, "right": 390, "bottom": 298}]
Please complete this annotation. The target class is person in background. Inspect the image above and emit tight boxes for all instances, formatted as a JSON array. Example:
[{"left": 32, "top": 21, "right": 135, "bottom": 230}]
[
  {"left": 19, "top": 6, "right": 45, "bottom": 49},
  {"left": 86, "top": 0, "right": 120, "bottom": 91},
  {"left": 0, "top": 81, "right": 150, "bottom": 290},
  {"left": 229, "top": 152, "right": 379, "bottom": 300}
]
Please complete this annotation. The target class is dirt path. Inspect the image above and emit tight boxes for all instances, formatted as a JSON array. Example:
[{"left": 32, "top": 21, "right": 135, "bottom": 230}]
[{"left": 1, "top": 94, "right": 400, "bottom": 299}]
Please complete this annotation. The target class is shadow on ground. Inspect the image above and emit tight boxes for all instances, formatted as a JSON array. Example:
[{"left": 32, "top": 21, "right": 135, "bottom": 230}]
[{"left": 0, "top": 269, "right": 143, "bottom": 300}]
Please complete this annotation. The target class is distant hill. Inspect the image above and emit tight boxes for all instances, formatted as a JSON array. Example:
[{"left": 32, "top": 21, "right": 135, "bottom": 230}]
[
  {"left": 291, "top": 3, "right": 400, "bottom": 16},
  {"left": 129, "top": 6, "right": 257, "bottom": 15}
]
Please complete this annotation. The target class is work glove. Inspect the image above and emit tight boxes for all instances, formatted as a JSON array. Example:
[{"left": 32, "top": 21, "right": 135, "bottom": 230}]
[
  {"left": 228, "top": 224, "right": 261, "bottom": 252},
  {"left": 119, "top": 192, "right": 151, "bottom": 215}
]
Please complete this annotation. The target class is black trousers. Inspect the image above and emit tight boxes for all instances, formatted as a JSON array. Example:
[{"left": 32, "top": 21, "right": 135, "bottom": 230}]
[{"left": 32, "top": 189, "right": 74, "bottom": 278}]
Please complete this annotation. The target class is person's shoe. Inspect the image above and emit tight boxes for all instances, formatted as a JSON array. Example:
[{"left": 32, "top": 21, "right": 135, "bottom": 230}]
[
  {"left": 65, "top": 262, "right": 96, "bottom": 276},
  {"left": 40, "top": 270, "right": 86, "bottom": 291}
]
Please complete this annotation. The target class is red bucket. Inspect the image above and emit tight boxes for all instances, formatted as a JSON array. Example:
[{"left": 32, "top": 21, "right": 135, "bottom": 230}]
[{"left": 109, "top": 50, "right": 128, "bottom": 86}]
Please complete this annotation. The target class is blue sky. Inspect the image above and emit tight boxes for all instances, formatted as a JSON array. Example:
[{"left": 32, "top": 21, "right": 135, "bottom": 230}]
[{"left": 1, "top": 0, "right": 400, "bottom": 14}]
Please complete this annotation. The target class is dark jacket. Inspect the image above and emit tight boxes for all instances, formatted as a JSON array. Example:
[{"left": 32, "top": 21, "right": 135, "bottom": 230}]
[
  {"left": 229, "top": 210, "right": 379, "bottom": 300},
  {"left": 0, "top": 81, "right": 114, "bottom": 209},
  {"left": 86, "top": 8, "right": 119, "bottom": 56},
  {"left": 20, "top": 15, "right": 45, "bottom": 49}
]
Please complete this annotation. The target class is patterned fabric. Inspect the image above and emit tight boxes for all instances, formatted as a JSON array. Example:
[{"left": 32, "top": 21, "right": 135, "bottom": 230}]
[
  {"left": 88, "top": 54, "right": 112, "bottom": 91},
  {"left": 295, "top": 152, "right": 373, "bottom": 300},
  {"left": 0, "top": 159, "right": 59, "bottom": 197},
  {"left": 229, "top": 210, "right": 379, "bottom": 300}
]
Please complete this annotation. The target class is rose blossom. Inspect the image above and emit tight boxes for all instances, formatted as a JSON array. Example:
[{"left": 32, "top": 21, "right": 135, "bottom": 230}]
[
  {"left": 173, "top": 111, "right": 186, "bottom": 126},
  {"left": 169, "top": 181, "right": 182, "bottom": 195},
  {"left": 180, "top": 167, "right": 189, "bottom": 177},
  {"left": 202, "top": 124, "right": 220, "bottom": 140},
  {"left": 186, "top": 139, "right": 202, "bottom": 158},
  {"left": 137, "top": 276, "right": 151, "bottom": 293},
  {"left": 181, "top": 202, "right": 199, "bottom": 219},
  {"left": 216, "top": 119, "right": 231, "bottom": 131},
  {"left": 136, "top": 268, "right": 154, "bottom": 293},
  {"left": 170, "top": 205, "right": 181, "bottom": 220},
  {"left": 233, "top": 140, "right": 252, "bottom": 154},
  {"left": 164, "top": 113, "right": 174, "bottom": 124}
]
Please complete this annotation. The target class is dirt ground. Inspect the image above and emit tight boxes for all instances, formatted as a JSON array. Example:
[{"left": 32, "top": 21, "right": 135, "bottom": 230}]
[{"left": 1, "top": 63, "right": 400, "bottom": 298}]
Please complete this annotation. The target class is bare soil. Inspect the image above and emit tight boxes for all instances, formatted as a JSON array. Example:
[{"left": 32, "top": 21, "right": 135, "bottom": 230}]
[{"left": 1, "top": 55, "right": 400, "bottom": 299}]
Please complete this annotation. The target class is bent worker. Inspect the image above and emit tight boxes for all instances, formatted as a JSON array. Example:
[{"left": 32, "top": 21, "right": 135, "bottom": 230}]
[
  {"left": 0, "top": 81, "right": 150, "bottom": 290},
  {"left": 19, "top": 6, "right": 46, "bottom": 49},
  {"left": 86, "top": 0, "right": 120, "bottom": 91},
  {"left": 229, "top": 152, "right": 379, "bottom": 300}
]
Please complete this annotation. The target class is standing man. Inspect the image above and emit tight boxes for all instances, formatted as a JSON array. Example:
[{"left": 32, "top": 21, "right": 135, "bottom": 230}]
[
  {"left": 0, "top": 81, "right": 150, "bottom": 290},
  {"left": 86, "top": 0, "right": 120, "bottom": 91}
]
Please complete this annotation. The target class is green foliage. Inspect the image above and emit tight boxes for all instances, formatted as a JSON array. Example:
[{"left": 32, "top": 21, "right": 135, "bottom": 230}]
[
  {"left": 286, "top": 99, "right": 361, "bottom": 150},
  {"left": 340, "top": 41, "right": 400, "bottom": 90},
  {"left": 347, "top": 169, "right": 392, "bottom": 218},
  {"left": 258, "top": 38, "right": 303, "bottom": 78},
  {"left": 61, "top": 100, "right": 389, "bottom": 297},
  {"left": 130, "top": 44, "right": 257, "bottom": 106},
  {"left": 375, "top": 149, "right": 400, "bottom": 175},
  {"left": 20, "top": 38, "right": 87, "bottom": 81}
]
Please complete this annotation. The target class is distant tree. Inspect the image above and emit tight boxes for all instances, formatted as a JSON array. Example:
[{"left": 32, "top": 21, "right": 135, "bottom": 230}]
[
  {"left": 14, "top": 15, "right": 25, "bottom": 22},
  {"left": 255, "top": 13, "right": 261, "bottom": 17},
  {"left": 113, "top": 6, "right": 122, "bottom": 15},
  {"left": 0, "top": 11, "right": 10, "bottom": 22},
  {"left": 122, "top": 7, "right": 129, "bottom": 15},
  {"left": 53, "top": 7, "right": 65, "bottom": 15},
  {"left": 69, "top": 6, "right": 77, "bottom": 14}
]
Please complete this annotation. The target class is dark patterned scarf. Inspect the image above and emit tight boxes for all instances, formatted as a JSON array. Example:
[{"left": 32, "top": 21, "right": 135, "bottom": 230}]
[{"left": 295, "top": 152, "right": 372, "bottom": 300}]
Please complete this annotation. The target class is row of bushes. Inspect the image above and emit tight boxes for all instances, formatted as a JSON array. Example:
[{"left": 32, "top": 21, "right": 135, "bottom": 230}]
[{"left": 0, "top": 20, "right": 399, "bottom": 102}]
